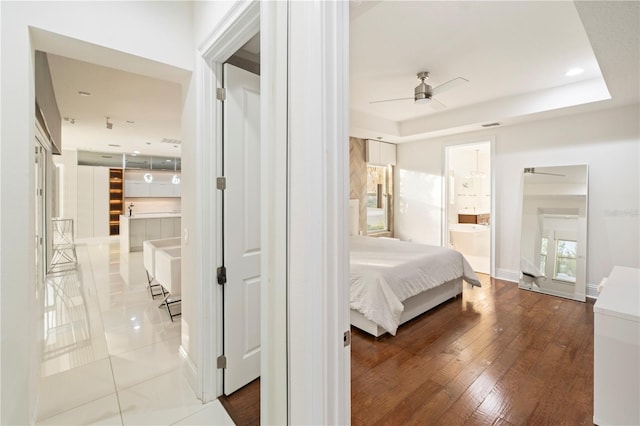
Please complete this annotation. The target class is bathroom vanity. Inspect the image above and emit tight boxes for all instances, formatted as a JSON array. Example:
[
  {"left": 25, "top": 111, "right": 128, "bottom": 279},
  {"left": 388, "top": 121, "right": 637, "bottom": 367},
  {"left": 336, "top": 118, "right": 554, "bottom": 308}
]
[
  {"left": 119, "top": 213, "right": 181, "bottom": 252},
  {"left": 458, "top": 213, "right": 490, "bottom": 225}
]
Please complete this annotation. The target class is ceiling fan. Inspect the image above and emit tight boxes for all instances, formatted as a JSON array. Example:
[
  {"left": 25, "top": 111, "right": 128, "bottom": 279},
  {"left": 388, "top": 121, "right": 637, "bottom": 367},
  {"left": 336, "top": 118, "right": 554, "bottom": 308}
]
[
  {"left": 369, "top": 71, "right": 469, "bottom": 110},
  {"left": 524, "top": 167, "right": 566, "bottom": 177}
]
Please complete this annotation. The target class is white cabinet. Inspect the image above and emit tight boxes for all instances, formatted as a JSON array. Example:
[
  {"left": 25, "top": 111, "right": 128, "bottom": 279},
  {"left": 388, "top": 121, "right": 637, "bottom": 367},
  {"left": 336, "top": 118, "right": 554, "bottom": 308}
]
[
  {"left": 125, "top": 180, "right": 150, "bottom": 197},
  {"left": 149, "top": 182, "right": 174, "bottom": 197},
  {"left": 93, "top": 168, "right": 109, "bottom": 237},
  {"left": 124, "top": 170, "right": 181, "bottom": 198},
  {"left": 366, "top": 139, "right": 396, "bottom": 165},
  {"left": 379, "top": 142, "right": 396, "bottom": 165},
  {"left": 129, "top": 218, "right": 146, "bottom": 251},
  {"left": 593, "top": 266, "right": 640, "bottom": 426},
  {"left": 77, "top": 165, "right": 109, "bottom": 239},
  {"left": 120, "top": 215, "right": 182, "bottom": 252},
  {"left": 161, "top": 217, "right": 178, "bottom": 238},
  {"left": 76, "top": 166, "right": 94, "bottom": 239}
]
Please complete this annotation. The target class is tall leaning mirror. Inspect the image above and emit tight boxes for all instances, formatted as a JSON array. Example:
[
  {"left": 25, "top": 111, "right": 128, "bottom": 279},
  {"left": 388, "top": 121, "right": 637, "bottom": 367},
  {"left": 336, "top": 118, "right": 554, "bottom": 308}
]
[{"left": 519, "top": 165, "right": 588, "bottom": 301}]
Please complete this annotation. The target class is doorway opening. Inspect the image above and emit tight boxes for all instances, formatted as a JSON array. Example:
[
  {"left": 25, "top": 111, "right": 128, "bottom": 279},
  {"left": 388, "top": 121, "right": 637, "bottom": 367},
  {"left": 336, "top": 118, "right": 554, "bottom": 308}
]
[
  {"left": 30, "top": 30, "right": 193, "bottom": 423},
  {"left": 444, "top": 141, "right": 492, "bottom": 274}
]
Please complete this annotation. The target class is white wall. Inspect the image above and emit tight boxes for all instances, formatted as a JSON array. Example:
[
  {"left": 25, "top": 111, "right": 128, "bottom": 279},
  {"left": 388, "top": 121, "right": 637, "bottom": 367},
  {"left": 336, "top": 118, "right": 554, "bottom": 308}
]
[
  {"left": 448, "top": 146, "right": 491, "bottom": 223},
  {"left": 394, "top": 144, "right": 444, "bottom": 246},
  {"left": 395, "top": 104, "right": 640, "bottom": 291},
  {"left": 0, "top": 3, "right": 193, "bottom": 423},
  {"left": 52, "top": 150, "right": 78, "bottom": 231}
]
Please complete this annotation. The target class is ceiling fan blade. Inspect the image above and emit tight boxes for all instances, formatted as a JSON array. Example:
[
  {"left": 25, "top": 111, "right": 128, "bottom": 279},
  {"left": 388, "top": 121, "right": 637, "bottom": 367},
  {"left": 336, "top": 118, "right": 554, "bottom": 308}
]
[
  {"left": 533, "top": 172, "right": 566, "bottom": 176},
  {"left": 369, "top": 96, "right": 413, "bottom": 104},
  {"left": 432, "top": 76, "right": 469, "bottom": 96},
  {"left": 430, "top": 98, "right": 447, "bottom": 111},
  {"left": 524, "top": 168, "right": 565, "bottom": 177}
]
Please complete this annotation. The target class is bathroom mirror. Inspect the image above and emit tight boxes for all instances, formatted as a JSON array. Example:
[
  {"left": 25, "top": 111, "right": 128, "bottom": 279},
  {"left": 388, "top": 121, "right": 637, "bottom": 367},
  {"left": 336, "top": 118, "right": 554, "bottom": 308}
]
[{"left": 519, "top": 165, "right": 588, "bottom": 301}]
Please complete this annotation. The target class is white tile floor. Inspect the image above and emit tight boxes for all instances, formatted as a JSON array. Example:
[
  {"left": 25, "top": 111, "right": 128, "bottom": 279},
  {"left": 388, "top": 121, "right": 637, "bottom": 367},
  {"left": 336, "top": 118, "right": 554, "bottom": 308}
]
[{"left": 37, "top": 238, "right": 234, "bottom": 426}]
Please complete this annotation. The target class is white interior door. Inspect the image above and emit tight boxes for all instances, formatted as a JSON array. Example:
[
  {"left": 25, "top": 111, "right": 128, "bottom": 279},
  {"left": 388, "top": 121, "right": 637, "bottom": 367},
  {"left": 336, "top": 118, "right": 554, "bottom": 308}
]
[{"left": 222, "top": 63, "right": 261, "bottom": 395}]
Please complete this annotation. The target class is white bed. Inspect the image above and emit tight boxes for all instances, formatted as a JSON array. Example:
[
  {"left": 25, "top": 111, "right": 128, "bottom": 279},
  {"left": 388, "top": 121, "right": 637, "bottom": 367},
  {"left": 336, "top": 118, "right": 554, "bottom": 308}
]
[{"left": 349, "top": 235, "right": 481, "bottom": 337}]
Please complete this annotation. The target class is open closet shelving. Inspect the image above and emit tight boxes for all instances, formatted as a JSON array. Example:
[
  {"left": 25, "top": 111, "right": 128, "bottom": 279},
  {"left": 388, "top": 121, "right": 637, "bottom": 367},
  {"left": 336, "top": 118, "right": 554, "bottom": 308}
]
[{"left": 109, "top": 168, "right": 124, "bottom": 235}]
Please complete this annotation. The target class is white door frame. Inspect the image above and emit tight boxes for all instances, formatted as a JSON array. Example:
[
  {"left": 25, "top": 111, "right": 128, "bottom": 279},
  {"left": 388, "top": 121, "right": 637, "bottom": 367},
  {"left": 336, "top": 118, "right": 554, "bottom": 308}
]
[
  {"left": 197, "top": 1, "right": 350, "bottom": 423},
  {"left": 195, "top": 0, "right": 261, "bottom": 402},
  {"left": 443, "top": 137, "right": 496, "bottom": 277},
  {"left": 196, "top": 2, "right": 290, "bottom": 423},
  {"left": 287, "top": 2, "right": 351, "bottom": 424}
]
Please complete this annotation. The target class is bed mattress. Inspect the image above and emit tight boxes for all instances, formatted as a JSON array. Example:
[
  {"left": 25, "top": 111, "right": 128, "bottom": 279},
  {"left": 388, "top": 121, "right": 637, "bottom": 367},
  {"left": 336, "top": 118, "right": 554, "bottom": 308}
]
[{"left": 350, "top": 236, "right": 481, "bottom": 335}]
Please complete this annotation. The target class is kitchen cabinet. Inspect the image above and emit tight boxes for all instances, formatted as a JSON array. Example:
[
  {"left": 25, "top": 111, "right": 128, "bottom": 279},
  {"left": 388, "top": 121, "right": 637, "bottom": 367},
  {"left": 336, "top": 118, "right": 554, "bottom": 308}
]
[
  {"left": 77, "top": 165, "right": 109, "bottom": 239},
  {"left": 124, "top": 170, "right": 181, "bottom": 198},
  {"left": 120, "top": 214, "right": 181, "bottom": 252},
  {"left": 109, "top": 168, "right": 124, "bottom": 235},
  {"left": 149, "top": 182, "right": 174, "bottom": 197},
  {"left": 125, "top": 180, "right": 150, "bottom": 197}
]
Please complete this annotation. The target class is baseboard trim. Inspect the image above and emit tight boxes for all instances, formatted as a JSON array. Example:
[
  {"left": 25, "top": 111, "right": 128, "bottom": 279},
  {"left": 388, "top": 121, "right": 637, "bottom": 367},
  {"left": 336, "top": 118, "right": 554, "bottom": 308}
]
[
  {"left": 586, "top": 283, "right": 599, "bottom": 299},
  {"left": 179, "top": 344, "right": 200, "bottom": 400},
  {"left": 495, "top": 268, "right": 519, "bottom": 283}
]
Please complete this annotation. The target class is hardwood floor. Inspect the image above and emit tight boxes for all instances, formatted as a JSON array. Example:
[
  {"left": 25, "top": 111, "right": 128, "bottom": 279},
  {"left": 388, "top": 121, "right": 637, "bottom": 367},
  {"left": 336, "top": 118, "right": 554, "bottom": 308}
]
[
  {"left": 351, "top": 275, "right": 595, "bottom": 425},
  {"left": 220, "top": 275, "right": 595, "bottom": 425},
  {"left": 218, "top": 379, "right": 260, "bottom": 426}
]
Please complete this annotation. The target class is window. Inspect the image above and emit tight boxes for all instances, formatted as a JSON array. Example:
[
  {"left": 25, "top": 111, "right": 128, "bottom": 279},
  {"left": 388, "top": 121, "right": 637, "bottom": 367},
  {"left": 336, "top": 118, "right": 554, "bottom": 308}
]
[
  {"left": 539, "top": 237, "right": 548, "bottom": 274},
  {"left": 553, "top": 239, "right": 577, "bottom": 283},
  {"left": 366, "top": 165, "right": 389, "bottom": 233}
]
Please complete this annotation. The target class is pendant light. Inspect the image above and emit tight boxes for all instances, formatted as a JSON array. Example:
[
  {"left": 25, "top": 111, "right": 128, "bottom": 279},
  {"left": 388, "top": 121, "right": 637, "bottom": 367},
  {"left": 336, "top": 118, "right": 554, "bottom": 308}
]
[
  {"left": 144, "top": 155, "right": 153, "bottom": 183},
  {"left": 172, "top": 158, "right": 180, "bottom": 184}
]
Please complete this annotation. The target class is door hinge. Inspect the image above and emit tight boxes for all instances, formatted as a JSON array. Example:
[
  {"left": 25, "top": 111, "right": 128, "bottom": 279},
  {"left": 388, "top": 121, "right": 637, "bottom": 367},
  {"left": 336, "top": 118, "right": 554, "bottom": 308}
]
[
  {"left": 343, "top": 330, "right": 351, "bottom": 347},
  {"left": 216, "top": 177, "right": 226, "bottom": 191},
  {"left": 217, "top": 355, "right": 227, "bottom": 369},
  {"left": 217, "top": 266, "right": 227, "bottom": 285},
  {"left": 216, "top": 88, "right": 226, "bottom": 101}
]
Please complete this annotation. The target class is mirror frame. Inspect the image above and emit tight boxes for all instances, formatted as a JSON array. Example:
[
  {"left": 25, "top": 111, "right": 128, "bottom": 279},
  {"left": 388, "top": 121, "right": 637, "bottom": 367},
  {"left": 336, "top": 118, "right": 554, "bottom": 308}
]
[{"left": 518, "top": 165, "right": 588, "bottom": 302}]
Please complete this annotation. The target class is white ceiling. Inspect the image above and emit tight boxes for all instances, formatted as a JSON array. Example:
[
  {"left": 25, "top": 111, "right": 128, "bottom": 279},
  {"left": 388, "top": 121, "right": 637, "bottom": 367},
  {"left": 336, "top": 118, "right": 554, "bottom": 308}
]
[
  {"left": 48, "top": 53, "right": 183, "bottom": 157},
  {"left": 47, "top": 1, "right": 639, "bottom": 155},
  {"left": 350, "top": 1, "right": 639, "bottom": 143},
  {"left": 47, "top": 33, "right": 263, "bottom": 158}
]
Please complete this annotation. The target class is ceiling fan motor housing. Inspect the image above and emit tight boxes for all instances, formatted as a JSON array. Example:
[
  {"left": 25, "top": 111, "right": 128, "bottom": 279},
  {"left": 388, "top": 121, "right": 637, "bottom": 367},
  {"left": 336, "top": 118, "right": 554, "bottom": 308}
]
[{"left": 414, "top": 82, "right": 433, "bottom": 102}]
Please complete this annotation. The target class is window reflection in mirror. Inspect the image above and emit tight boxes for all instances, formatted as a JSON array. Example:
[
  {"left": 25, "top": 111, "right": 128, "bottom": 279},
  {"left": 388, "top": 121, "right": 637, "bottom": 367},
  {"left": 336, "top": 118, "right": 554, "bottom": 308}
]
[{"left": 366, "top": 165, "right": 390, "bottom": 233}]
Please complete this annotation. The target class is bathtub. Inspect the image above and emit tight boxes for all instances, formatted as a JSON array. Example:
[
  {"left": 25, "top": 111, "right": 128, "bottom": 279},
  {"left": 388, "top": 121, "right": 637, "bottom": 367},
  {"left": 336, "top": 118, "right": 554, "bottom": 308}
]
[{"left": 449, "top": 223, "right": 490, "bottom": 258}]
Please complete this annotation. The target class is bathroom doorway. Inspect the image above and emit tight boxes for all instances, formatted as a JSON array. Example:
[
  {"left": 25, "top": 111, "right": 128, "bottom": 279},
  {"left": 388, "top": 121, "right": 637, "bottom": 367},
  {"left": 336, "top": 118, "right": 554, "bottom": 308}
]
[{"left": 444, "top": 142, "right": 492, "bottom": 274}]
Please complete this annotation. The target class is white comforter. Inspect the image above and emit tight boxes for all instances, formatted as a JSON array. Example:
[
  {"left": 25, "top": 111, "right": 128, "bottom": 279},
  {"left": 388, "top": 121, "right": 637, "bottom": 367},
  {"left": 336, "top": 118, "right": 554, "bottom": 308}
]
[{"left": 350, "top": 236, "right": 481, "bottom": 335}]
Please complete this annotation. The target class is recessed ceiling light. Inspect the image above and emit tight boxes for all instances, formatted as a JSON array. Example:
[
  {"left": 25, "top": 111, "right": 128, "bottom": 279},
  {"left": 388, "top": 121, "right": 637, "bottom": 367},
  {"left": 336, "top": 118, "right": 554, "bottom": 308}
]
[
  {"left": 166, "top": 159, "right": 172, "bottom": 163},
  {"left": 78, "top": 91, "right": 91, "bottom": 96},
  {"left": 481, "top": 122, "right": 502, "bottom": 128},
  {"left": 126, "top": 120, "right": 135, "bottom": 124},
  {"left": 565, "top": 68, "right": 584, "bottom": 77},
  {"left": 146, "top": 142, "right": 151, "bottom": 145},
  {"left": 108, "top": 144, "right": 120, "bottom": 147},
  {"left": 173, "top": 145, "right": 179, "bottom": 148},
  {"left": 134, "top": 150, "right": 140, "bottom": 154}
]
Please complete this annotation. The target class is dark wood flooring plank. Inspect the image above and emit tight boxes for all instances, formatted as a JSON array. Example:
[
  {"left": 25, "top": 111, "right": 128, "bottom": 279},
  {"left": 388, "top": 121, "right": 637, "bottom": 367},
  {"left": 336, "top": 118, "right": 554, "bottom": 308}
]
[
  {"left": 218, "top": 378, "right": 260, "bottom": 426},
  {"left": 220, "top": 276, "right": 595, "bottom": 426}
]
